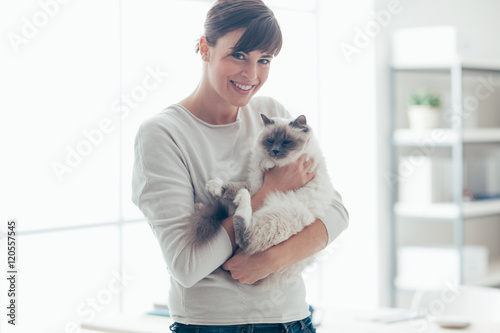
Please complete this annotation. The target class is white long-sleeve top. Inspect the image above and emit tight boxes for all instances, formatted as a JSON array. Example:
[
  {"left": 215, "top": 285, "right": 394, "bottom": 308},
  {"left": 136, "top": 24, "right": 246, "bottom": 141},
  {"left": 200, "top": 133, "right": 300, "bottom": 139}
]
[{"left": 132, "top": 96, "right": 349, "bottom": 325}]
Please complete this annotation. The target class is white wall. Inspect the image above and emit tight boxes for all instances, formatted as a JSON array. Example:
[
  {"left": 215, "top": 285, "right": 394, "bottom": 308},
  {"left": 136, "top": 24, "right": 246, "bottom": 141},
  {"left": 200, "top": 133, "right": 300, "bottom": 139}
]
[{"left": 317, "top": 0, "right": 380, "bottom": 310}]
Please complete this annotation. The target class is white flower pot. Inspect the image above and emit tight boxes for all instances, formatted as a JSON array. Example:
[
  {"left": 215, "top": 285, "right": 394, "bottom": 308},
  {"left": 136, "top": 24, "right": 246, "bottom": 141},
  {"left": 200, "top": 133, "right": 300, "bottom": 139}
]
[{"left": 407, "top": 106, "right": 440, "bottom": 130}]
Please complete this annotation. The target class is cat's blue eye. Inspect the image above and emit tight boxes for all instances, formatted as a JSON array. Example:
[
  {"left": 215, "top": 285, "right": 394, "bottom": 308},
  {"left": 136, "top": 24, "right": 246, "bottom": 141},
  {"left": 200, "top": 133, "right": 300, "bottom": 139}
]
[
  {"left": 266, "top": 139, "right": 274, "bottom": 144},
  {"left": 283, "top": 140, "right": 292, "bottom": 145}
]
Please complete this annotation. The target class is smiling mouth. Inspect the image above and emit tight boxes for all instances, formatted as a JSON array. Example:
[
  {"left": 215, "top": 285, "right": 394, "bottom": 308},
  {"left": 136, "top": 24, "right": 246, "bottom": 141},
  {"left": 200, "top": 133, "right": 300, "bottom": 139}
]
[{"left": 230, "top": 80, "right": 254, "bottom": 91}]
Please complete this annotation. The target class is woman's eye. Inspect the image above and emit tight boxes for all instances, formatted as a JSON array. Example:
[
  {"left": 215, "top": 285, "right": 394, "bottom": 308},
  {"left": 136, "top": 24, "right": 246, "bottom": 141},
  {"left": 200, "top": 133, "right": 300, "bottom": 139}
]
[
  {"left": 266, "top": 139, "right": 274, "bottom": 144},
  {"left": 259, "top": 59, "right": 271, "bottom": 65},
  {"left": 232, "top": 53, "right": 245, "bottom": 60}
]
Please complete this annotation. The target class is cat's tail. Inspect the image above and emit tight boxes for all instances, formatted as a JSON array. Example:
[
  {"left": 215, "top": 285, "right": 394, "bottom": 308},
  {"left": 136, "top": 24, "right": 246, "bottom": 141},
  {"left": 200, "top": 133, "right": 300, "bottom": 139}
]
[{"left": 183, "top": 200, "right": 229, "bottom": 248}]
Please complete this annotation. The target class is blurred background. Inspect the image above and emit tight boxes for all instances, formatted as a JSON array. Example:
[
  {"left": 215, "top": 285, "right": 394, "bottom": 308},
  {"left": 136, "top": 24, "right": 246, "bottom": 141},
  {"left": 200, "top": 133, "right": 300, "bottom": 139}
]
[{"left": 1, "top": 0, "right": 500, "bottom": 332}]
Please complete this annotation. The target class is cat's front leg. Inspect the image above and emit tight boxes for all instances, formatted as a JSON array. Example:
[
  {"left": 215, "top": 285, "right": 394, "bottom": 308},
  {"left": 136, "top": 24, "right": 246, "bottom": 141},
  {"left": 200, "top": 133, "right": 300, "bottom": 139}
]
[
  {"left": 206, "top": 179, "right": 249, "bottom": 201},
  {"left": 233, "top": 188, "right": 252, "bottom": 249}
]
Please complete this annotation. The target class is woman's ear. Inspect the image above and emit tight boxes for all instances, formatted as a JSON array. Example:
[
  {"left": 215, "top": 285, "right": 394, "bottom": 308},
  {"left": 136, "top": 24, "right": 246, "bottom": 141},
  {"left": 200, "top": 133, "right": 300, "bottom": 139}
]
[{"left": 199, "top": 36, "right": 210, "bottom": 62}]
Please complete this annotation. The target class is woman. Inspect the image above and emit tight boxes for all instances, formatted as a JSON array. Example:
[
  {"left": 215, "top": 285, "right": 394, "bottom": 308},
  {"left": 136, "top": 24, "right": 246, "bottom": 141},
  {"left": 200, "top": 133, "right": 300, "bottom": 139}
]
[{"left": 132, "top": 0, "right": 349, "bottom": 331}]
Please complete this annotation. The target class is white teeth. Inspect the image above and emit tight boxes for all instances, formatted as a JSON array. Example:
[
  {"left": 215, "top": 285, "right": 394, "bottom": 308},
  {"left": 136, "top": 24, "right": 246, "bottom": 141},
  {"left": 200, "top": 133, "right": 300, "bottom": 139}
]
[{"left": 232, "top": 81, "right": 252, "bottom": 91}]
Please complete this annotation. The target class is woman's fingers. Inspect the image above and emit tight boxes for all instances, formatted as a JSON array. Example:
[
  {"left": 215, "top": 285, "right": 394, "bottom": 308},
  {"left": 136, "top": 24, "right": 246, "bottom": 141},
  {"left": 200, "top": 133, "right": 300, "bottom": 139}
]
[
  {"left": 261, "top": 154, "right": 317, "bottom": 194},
  {"left": 299, "top": 154, "right": 314, "bottom": 168},
  {"left": 298, "top": 154, "right": 316, "bottom": 182},
  {"left": 222, "top": 248, "right": 278, "bottom": 285},
  {"left": 296, "top": 153, "right": 308, "bottom": 164}
]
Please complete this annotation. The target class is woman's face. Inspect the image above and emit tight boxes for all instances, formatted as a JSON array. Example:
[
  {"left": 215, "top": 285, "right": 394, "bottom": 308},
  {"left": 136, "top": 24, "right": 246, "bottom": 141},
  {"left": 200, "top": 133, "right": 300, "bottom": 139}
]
[{"left": 204, "top": 29, "right": 273, "bottom": 108}]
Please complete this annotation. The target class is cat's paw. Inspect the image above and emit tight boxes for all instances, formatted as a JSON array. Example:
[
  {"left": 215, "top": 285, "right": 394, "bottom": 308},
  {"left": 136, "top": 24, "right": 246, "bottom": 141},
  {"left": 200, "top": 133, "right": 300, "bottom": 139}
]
[
  {"left": 233, "top": 188, "right": 251, "bottom": 207},
  {"left": 206, "top": 179, "right": 225, "bottom": 197}
]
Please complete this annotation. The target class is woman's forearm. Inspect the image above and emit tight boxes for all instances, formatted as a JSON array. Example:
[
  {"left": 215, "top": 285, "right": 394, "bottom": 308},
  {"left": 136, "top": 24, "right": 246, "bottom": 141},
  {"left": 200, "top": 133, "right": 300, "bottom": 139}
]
[
  {"left": 269, "top": 218, "right": 328, "bottom": 272},
  {"left": 222, "top": 218, "right": 328, "bottom": 284}
]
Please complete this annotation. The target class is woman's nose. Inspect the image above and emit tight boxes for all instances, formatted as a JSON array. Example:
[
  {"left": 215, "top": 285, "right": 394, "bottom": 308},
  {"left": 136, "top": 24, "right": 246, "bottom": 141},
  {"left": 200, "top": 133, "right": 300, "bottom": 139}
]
[{"left": 242, "top": 62, "right": 257, "bottom": 80}]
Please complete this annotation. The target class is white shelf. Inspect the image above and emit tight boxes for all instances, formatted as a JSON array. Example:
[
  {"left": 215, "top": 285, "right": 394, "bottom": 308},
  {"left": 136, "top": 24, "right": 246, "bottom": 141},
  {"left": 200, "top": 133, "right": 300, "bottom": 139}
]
[
  {"left": 395, "top": 199, "right": 500, "bottom": 219},
  {"left": 391, "top": 59, "right": 500, "bottom": 72},
  {"left": 464, "top": 128, "right": 500, "bottom": 142},
  {"left": 460, "top": 58, "right": 500, "bottom": 72},
  {"left": 393, "top": 128, "right": 500, "bottom": 146},
  {"left": 395, "top": 258, "right": 500, "bottom": 290}
]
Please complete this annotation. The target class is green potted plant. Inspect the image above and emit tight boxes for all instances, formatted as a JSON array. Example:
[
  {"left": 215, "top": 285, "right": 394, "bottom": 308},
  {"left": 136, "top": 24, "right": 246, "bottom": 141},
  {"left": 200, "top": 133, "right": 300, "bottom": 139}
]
[{"left": 406, "top": 89, "right": 441, "bottom": 130}]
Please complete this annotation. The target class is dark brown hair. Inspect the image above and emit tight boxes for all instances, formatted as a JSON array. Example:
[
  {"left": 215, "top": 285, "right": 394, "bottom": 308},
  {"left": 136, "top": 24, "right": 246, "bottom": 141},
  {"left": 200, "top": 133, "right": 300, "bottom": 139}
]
[{"left": 197, "top": 0, "right": 282, "bottom": 56}]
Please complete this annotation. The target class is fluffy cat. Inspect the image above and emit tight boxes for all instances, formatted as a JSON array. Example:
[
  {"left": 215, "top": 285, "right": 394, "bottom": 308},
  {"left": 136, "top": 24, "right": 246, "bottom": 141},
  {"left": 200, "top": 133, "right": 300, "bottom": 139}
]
[
  {"left": 228, "top": 113, "right": 335, "bottom": 288},
  {"left": 184, "top": 113, "right": 335, "bottom": 288}
]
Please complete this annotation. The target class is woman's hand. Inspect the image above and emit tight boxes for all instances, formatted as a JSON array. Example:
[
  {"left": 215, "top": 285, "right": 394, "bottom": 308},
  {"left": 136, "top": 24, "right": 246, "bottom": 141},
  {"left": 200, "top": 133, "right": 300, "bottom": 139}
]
[
  {"left": 250, "top": 154, "right": 316, "bottom": 212},
  {"left": 263, "top": 154, "right": 316, "bottom": 193},
  {"left": 222, "top": 220, "right": 328, "bottom": 285},
  {"left": 221, "top": 247, "right": 280, "bottom": 285}
]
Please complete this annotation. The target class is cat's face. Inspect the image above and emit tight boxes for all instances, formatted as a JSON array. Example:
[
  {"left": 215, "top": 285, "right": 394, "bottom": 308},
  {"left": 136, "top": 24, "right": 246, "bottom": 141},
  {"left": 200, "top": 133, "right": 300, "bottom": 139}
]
[{"left": 258, "top": 114, "right": 312, "bottom": 162}]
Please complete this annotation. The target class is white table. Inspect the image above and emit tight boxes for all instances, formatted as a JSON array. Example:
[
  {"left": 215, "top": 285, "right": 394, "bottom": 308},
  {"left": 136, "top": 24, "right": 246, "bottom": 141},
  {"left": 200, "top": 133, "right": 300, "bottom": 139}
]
[
  {"left": 81, "top": 313, "right": 173, "bottom": 333},
  {"left": 318, "top": 307, "right": 500, "bottom": 333},
  {"left": 81, "top": 308, "right": 500, "bottom": 333}
]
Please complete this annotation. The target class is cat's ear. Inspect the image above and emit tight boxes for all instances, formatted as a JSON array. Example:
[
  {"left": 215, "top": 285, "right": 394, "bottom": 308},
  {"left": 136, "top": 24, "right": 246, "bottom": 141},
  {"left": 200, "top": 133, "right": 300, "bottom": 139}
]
[
  {"left": 260, "top": 113, "right": 274, "bottom": 126},
  {"left": 290, "top": 115, "right": 308, "bottom": 132}
]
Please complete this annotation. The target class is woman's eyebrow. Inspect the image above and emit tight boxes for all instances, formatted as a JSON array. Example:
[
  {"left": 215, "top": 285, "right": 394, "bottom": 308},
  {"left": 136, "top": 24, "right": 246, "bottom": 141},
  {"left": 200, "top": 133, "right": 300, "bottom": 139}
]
[{"left": 229, "top": 47, "right": 274, "bottom": 57}]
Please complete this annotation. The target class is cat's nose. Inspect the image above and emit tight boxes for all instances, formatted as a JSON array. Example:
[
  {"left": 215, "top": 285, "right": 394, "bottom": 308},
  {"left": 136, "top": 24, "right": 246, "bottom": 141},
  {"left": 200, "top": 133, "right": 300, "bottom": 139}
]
[{"left": 272, "top": 149, "right": 279, "bottom": 155}]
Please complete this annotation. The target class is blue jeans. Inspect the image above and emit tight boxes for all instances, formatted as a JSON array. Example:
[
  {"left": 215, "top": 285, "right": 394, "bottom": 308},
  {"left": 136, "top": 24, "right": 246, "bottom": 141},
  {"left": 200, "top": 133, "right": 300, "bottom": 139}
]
[{"left": 169, "top": 315, "right": 316, "bottom": 333}]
